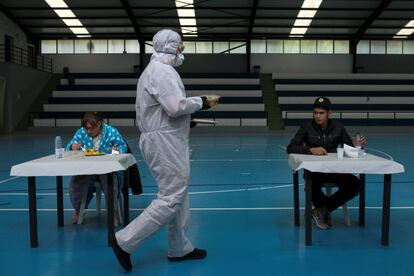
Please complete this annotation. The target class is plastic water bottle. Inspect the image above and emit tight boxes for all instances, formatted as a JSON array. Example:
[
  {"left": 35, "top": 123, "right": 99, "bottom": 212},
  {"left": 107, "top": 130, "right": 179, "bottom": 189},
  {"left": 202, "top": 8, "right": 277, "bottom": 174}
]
[
  {"left": 354, "top": 132, "right": 362, "bottom": 150},
  {"left": 55, "top": 136, "right": 63, "bottom": 159},
  {"left": 337, "top": 144, "right": 344, "bottom": 159}
]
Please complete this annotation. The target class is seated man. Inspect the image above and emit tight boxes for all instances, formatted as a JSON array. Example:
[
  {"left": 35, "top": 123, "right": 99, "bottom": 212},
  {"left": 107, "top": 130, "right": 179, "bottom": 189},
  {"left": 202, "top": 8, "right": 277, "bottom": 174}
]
[
  {"left": 66, "top": 112, "right": 127, "bottom": 224},
  {"left": 286, "top": 97, "right": 366, "bottom": 229}
]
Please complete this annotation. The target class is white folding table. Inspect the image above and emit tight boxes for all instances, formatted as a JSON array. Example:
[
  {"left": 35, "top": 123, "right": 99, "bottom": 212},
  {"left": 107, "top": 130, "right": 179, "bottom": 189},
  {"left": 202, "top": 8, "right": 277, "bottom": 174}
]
[
  {"left": 10, "top": 151, "right": 137, "bottom": 248},
  {"left": 288, "top": 152, "right": 404, "bottom": 246}
]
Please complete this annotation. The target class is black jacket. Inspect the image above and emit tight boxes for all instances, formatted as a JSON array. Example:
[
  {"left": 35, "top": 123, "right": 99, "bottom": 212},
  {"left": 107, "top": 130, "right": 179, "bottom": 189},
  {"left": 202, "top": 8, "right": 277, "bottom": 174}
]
[{"left": 287, "top": 119, "right": 353, "bottom": 154}]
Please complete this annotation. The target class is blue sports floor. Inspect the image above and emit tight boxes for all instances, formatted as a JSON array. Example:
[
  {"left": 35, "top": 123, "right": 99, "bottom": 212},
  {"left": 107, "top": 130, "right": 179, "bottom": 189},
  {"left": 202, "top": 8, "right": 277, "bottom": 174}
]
[{"left": 0, "top": 132, "right": 414, "bottom": 275}]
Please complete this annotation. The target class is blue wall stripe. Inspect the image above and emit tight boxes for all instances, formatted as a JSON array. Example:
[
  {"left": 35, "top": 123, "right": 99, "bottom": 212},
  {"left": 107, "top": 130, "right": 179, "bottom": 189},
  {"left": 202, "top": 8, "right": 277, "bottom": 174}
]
[
  {"left": 284, "top": 118, "right": 414, "bottom": 126},
  {"left": 275, "top": 79, "right": 414, "bottom": 85},
  {"left": 38, "top": 111, "right": 267, "bottom": 119},
  {"left": 56, "top": 84, "right": 261, "bottom": 91},
  {"left": 48, "top": 97, "right": 263, "bottom": 104},
  {"left": 277, "top": 91, "right": 414, "bottom": 97},
  {"left": 280, "top": 104, "right": 414, "bottom": 111}
]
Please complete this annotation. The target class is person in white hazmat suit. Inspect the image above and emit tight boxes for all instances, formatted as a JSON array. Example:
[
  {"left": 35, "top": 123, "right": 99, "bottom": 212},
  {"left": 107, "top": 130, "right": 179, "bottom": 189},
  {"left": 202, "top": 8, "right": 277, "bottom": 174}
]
[{"left": 111, "top": 29, "right": 213, "bottom": 272}]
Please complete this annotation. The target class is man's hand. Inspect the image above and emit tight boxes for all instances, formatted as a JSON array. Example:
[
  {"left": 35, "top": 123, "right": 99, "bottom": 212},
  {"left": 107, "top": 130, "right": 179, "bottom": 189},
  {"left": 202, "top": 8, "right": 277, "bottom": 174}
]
[
  {"left": 309, "top": 147, "right": 328, "bottom": 155},
  {"left": 359, "top": 135, "right": 367, "bottom": 148},
  {"left": 200, "top": 96, "right": 210, "bottom": 110},
  {"left": 71, "top": 142, "right": 82, "bottom": 151}
]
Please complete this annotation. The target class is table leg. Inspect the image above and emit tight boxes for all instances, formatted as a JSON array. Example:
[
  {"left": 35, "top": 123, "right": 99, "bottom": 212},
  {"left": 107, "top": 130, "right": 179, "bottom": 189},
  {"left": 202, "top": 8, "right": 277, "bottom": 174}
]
[
  {"left": 359, "top": 174, "right": 365, "bottom": 226},
  {"left": 56, "top": 176, "right": 64, "bottom": 227},
  {"left": 382, "top": 174, "right": 392, "bottom": 245},
  {"left": 107, "top": 173, "right": 114, "bottom": 246},
  {"left": 304, "top": 170, "right": 312, "bottom": 246},
  {"left": 123, "top": 170, "right": 130, "bottom": 225},
  {"left": 28, "top": 177, "right": 38, "bottom": 248},
  {"left": 293, "top": 171, "right": 300, "bottom": 226}
]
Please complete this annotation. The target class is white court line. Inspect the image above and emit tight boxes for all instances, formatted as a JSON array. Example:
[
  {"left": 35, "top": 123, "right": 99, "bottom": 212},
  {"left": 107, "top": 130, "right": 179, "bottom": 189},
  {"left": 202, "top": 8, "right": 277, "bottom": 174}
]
[
  {"left": 1, "top": 206, "right": 414, "bottom": 212},
  {"left": 0, "top": 193, "right": 70, "bottom": 196},
  {"left": 0, "top": 176, "right": 20, "bottom": 184},
  {"left": 0, "top": 184, "right": 300, "bottom": 197},
  {"left": 365, "top": 147, "right": 394, "bottom": 161},
  {"left": 188, "top": 184, "right": 295, "bottom": 195}
]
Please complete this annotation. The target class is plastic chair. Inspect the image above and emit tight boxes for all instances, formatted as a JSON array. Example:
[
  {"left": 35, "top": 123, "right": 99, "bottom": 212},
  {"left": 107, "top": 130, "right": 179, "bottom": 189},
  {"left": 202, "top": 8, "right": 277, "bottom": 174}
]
[
  {"left": 323, "top": 182, "right": 351, "bottom": 226},
  {"left": 77, "top": 180, "right": 123, "bottom": 225}
]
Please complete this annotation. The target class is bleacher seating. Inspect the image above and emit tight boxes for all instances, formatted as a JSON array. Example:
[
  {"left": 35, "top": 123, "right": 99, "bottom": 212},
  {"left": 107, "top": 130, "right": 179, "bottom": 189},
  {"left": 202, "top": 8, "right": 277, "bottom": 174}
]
[
  {"left": 274, "top": 73, "right": 414, "bottom": 126},
  {"left": 33, "top": 73, "right": 267, "bottom": 128}
]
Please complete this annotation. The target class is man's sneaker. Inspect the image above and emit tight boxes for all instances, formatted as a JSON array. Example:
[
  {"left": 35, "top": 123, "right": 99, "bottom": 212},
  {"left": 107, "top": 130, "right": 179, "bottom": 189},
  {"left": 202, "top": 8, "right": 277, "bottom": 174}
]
[
  {"left": 312, "top": 208, "right": 329, "bottom": 230},
  {"left": 325, "top": 211, "right": 333, "bottom": 227},
  {"left": 111, "top": 234, "right": 132, "bottom": 272},
  {"left": 168, "top": 248, "right": 207, "bottom": 262}
]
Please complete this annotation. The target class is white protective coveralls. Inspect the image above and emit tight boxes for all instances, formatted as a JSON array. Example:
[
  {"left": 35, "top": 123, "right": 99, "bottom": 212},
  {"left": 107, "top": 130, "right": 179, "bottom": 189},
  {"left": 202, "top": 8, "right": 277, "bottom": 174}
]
[{"left": 115, "top": 29, "right": 203, "bottom": 257}]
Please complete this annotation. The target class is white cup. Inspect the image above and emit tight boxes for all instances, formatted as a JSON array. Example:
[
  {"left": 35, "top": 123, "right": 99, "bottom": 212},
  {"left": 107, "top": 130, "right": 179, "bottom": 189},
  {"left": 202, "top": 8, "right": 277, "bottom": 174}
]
[{"left": 337, "top": 148, "right": 344, "bottom": 159}]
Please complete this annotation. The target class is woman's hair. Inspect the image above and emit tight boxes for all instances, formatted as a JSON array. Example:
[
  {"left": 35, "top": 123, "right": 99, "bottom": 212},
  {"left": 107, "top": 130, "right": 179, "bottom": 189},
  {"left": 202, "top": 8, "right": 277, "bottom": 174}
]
[{"left": 81, "top": 112, "right": 103, "bottom": 128}]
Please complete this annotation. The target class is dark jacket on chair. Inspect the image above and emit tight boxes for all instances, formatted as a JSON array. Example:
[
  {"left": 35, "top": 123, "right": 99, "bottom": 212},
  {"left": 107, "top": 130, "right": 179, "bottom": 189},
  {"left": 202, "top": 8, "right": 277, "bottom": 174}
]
[{"left": 127, "top": 144, "right": 143, "bottom": 195}]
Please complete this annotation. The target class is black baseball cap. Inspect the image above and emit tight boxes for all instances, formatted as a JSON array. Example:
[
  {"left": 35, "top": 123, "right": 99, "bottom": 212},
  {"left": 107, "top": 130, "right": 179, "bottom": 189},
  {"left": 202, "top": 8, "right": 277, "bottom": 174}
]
[{"left": 313, "top": 97, "right": 331, "bottom": 110}]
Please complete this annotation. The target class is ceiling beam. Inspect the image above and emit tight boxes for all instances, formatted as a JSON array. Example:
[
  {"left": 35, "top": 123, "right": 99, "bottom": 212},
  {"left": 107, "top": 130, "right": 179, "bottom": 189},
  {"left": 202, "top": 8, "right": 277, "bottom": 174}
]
[
  {"left": 6, "top": 6, "right": 414, "bottom": 12},
  {"left": 26, "top": 24, "right": 414, "bottom": 29},
  {"left": 248, "top": 0, "right": 259, "bottom": 38},
  {"left": 36, "top": 32, "right": 354, "bottom": 38},
  {"left": 35, "top": 32, "right": 414, "bottom": 41},
  {"left": 16, "top": 15, "right": 413, "bottom": 21},
  {"left": 246, "top": 0, "right": 259, "bottom": 73},
  {"left": 351, "top": 0, "right": 393, "bottom": 52},
  {"left": 119, "top": 0, "right": 145, "bottom": 68},
  {"left": 119, "top": 0, "right": 142, "bottom": 39}
]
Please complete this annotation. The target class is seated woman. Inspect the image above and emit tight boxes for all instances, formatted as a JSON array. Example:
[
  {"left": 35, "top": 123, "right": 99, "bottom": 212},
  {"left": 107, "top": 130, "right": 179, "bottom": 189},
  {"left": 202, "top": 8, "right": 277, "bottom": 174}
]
[{"left": 66, "top": 112, "right": 127, "bottom": 224}]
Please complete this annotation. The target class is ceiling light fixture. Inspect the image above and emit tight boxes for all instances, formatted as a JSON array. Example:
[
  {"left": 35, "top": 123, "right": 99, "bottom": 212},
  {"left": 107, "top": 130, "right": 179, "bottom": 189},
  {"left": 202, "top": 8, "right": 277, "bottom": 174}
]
[
  {"left": 290, "top": 0, "right": 322, "bottom": 37},
  {"left": 175, "top": 0, "right": 198, "bottom": 37},
  {"left": 44, "top": 0, "right": 90, "bottom": 37},
  {"left": 395, "top": 20, "right": 414, "bottom": 37}
]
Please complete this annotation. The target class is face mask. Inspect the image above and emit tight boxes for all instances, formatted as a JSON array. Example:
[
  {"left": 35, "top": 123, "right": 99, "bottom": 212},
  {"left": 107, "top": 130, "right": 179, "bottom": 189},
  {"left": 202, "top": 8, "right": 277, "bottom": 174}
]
[{"left": 173, "top": 53, "right": 185, "bottom": 67}]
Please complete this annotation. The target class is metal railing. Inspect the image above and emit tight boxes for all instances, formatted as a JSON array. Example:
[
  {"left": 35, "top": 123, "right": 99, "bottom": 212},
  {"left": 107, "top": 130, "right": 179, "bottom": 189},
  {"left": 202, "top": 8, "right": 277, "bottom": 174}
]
[{"left": 0, "top": 44, "right": 53, "bottom": 73}]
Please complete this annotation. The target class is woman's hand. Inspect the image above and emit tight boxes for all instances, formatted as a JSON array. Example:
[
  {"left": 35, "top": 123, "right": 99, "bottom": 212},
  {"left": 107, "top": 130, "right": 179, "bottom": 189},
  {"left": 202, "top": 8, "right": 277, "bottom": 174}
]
[{"left": 71, "top": 142, "right": 82, "bottom": 151}]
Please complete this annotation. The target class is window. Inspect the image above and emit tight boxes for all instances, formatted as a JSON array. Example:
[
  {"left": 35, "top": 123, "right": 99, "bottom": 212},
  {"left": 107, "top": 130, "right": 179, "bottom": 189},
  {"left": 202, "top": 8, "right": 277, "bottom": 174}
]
[
  {"left": 125, "top": 40, "right": 140, "bottom": 53},
  {"left": 386, "top": 40, "right": 402, "bottom": 54},
  {"left": 229, "top": 42, "right": 246, "bottom": 54},
  {"left": 108, "top": 40, "right": 124, "bottom": 53},
  {"left": 300, "top": 40, "right": 316, "bottom": 54},
  {"left": 183, "top": 41, "right": 196, "bottom": 53},
  {"left": 317, "top": 40, "right": 333, "bottom": 54},
  {"left": 284, "top": 40, "right": 300, "bottom": 54},
  {"left": 334, "top": 40, "right": 349, "bottom": 54},
  {"left": 74, "top": 40, "right": 90, "bottom": 54},
  {"left": 90, "top": 40, "right": 107, "bottom": 54},
  {"left": 251, "top": 40, "right": 266, "bottom": 53},
  {"left": 145, "top": 41, "right": 154, "bottom": 53},
  {"left": 357, "top": 40, "right": 370, "bottom": 54},
  {"left": 213, "top": 42, "right": 229, "bottom": 53},
  {"left": 403, "top": 40, "right": 414, "bottom": 54},
  {"left": 41, "top": 40, "right": 57, "bottom": 54},
  {"left": 267, "top": 40, "right": 283, "bottom": 53},
  {"left": 195, "top": 41, "right": 212, "bottom": 53},
  {"left": 57, "top": 40, "right": 73, "bottom": 54},
  {"left": 370, "top": 40, "right": 386, "bottom": 54}
]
